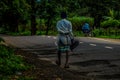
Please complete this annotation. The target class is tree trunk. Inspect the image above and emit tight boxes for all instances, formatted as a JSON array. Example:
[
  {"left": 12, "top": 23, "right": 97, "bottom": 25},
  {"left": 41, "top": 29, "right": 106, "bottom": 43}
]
[
  {"left": 31, "top": 14, "right": 37, "bottom": 35},
  {"left": 31, "top": 0, "right": 37, "bottom": 35},
  {"left": 9, "top": 17, "right": 19, "bottom": 32},
  {"left": 93, "top": 15, "right": 101, "bottom": 29},
  {"left": 15, "top": 19, "right": 19, "bottom": 32},
  {"left": 45, "top": 17, "right": 51, "bottom": 35}
]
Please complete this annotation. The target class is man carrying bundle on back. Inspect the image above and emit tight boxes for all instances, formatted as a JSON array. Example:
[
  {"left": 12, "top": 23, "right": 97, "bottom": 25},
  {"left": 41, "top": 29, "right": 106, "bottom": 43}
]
[{"left": 56, "top": 11, "right": 79, "bottom": 68}]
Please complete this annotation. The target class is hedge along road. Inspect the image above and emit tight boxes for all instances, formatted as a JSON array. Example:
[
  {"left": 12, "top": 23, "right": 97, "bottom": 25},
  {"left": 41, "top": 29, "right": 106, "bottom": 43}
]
[{"left": 1, "top": 35, "right": 120, "bottom": 80}]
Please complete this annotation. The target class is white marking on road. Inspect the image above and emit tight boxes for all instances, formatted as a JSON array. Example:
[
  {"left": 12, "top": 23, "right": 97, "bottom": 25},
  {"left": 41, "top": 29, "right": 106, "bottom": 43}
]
[
  {"left": 79, "top": 42, "right": 83, "bottom": 44},
  {"left": 41, "top": 35, "right": 45, "bottom": 37},
  {"left": 39, "top": 58, "right": 51, "bottom": 61},
  {"left": 53, "top": 37, "right": 57, "bottom": 39},
  {"left": 47, "top": 36, "right": 51, "bottom": 38},
  {"left": 105, "top": 46, "right": 113, "bottom": 49},
  {"left": 90, "top": 44, "right": 96, "bottom": 46}
]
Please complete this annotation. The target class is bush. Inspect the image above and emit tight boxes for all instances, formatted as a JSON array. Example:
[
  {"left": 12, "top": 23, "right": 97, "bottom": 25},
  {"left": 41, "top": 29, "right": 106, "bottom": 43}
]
[
  {"left": 69, "top": 16, "right": 94, "bottom": 31},
  {"left": 101, "top": 19, "right": 120, "bottom": 28},
  {"left": 0, "top": 45, "right": 28, "bottom": 75},
  {"left": 37, "top": 19, "right": 46, "bottom": 31},
  {"left": 100, "top": 19, "right": 120, "bottom": 38},
  {"left": 0, "top": 37, "right": 4, "bottom": 42},
  {"left": 0, "top": 38, "right": 29, "bottom": 79},
  {"left": 20, "top": 31, "right": 31, "bottom": 36},
  {"left": 92, "top": 29, "right": 103, "bottom": 37}
]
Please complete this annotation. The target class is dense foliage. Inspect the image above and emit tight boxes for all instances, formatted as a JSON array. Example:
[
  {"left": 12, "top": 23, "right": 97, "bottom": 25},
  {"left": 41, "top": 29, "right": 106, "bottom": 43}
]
[
  {"left": 0, "top": 38, "right": 30, "bottom": 79},
  {"left": 0, "top": 0, "right": 120, "bottom": 37},
  {"left": 69, "top": 16, "right": 94, "bottom": 30}
]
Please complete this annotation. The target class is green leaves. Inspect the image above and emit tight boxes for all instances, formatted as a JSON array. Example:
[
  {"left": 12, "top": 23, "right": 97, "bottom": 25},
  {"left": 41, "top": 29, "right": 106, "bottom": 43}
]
[
  {"left": 0, "top": 44, "right": 29, "bottom": 77},
  {"left": 0, "top": 37, "right": 4, "bottom": 43},
  {"left": 0, "top": 0, "right": 30, "bottom": 32},
  {"left": 69, "top": 16, "right": 94, "bottom": 30},
  {"left": 101, "top": 19, "right": 120, "bottom": 28}
]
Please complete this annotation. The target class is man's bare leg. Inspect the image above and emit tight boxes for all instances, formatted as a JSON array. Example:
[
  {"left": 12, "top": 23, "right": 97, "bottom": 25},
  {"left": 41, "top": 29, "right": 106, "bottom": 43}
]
[
  {"left": 56, "top": 50, "right": 61, "bottom": 66},
  {"left": 64, "top": 51, "right": 69, "bottom": 68}
]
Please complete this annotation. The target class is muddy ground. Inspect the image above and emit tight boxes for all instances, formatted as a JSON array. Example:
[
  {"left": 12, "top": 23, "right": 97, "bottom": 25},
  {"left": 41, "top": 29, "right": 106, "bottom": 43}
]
[{"left": 15, "top": 50, "right": 92, "bottom": 80}]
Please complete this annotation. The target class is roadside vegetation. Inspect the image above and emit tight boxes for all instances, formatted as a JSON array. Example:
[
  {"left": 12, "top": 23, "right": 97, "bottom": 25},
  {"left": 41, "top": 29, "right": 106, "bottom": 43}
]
[
  {"left": 0, "top": 37, "right": 92, "bottom": 80},
  {"left": 0, "top": 1, "right": 120, "bottom": 79},
  {"left": 0, "top": 38, "right": 33, "bottom": 80},
  {"left": 0, "top": 0, "right": 120, "bottom": 39}
]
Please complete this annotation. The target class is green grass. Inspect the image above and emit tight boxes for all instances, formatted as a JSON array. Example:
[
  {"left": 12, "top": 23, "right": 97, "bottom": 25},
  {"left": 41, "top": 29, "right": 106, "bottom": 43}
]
[
  {"left": 0, "top": 39, "right": 32, "bottom": 79},
  {"left": 1, "top": 29, "right": 120, "bottom": 39},
  {"left": 96, "top": 35, "right": 120, "bottom": 39}
]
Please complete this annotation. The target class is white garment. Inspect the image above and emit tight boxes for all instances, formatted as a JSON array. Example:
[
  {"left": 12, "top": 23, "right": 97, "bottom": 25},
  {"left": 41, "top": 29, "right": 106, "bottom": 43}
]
[
  {"left": 56, "top": 19, "right": 73, "bottom": 46},
  {"left": 57, "top": 19, "right": 73, "bottom": 34}
]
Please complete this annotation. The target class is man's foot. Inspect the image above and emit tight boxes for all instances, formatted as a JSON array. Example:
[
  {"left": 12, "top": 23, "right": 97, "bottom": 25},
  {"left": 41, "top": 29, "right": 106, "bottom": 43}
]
[
  {"left": 55, "top": 60, "right": 61, "bottom": 66},
  {"left": 64, "top": 64, "right": 70, "bottom": 68}
]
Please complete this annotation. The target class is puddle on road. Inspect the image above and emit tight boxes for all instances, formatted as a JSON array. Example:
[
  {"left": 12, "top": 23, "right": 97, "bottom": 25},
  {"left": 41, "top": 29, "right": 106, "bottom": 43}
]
[
  {"left": 97, "top": 74, "right": 120, "bottom": 80},
  {"left": 70, "top": 60, "right": 110, "bottom": 67},
  {"left": 69, "top": 60, "right": 120, "bottom": 80}
]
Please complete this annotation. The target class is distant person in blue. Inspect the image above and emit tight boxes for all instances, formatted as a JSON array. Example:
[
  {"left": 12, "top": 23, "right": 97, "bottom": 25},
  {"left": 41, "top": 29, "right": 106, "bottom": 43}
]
[{"left": 82, "top": 23, "right": 90, "bottom": 36}]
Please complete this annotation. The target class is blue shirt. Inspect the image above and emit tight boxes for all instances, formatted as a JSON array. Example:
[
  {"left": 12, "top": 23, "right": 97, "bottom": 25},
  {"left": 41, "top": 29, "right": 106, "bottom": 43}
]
[{"left": 82, "top": 23, "right": 90, "bottom": 30}]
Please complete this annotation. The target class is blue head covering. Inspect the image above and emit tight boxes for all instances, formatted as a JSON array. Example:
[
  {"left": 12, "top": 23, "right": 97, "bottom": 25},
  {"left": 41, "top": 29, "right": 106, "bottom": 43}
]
[{"left": 82, "top": 23, "right": 90, "bottom": 30}]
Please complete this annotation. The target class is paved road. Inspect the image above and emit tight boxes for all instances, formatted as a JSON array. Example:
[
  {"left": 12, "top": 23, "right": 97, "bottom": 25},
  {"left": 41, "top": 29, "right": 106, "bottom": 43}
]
[{"left": 1, "top": 35, "right": 120, "bottom": 80}]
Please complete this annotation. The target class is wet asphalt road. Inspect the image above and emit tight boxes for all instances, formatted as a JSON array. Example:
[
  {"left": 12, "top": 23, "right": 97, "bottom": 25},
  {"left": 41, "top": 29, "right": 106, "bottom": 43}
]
[{"left": 1, "top": 35, "right": 120, "bottom": 80}]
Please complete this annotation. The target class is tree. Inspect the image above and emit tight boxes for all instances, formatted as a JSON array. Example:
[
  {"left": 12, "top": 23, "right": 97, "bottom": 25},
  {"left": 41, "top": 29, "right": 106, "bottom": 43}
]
[
  {"left": 30, "top": 0, "right": 37, "bottom": 35},
  {"left": 37, "top": 0, "right": 57, "bottom": 35},
  {"left": 0, "top": 0, "right": 30, "bottom": 32},
  {"left": 79, "top": 0, "right": 118, "bottom": 29}
]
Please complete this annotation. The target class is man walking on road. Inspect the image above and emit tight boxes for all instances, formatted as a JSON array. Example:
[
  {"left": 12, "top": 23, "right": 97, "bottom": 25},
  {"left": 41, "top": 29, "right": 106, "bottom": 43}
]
[{"left": 56, "top": 12, "right": 73, "bottom": 68}]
